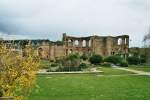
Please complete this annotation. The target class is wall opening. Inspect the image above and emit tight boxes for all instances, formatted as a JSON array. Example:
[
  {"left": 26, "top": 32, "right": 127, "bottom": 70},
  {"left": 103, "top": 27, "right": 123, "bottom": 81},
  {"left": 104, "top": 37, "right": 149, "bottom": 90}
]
[
  {"left": 125, "top": 38, "right": 127, "bottom": 44},
  {"left": 82, "top": 40, "right": 86, "bottom": 47},
  {"left": 69, "top": 49, "right": 73, "bottom": 54},
  {"left": 68, "top": 39, "right": 73, "bottom": 46},
  {"left": 74, "top": 40, "right": 79, "bottom": 46},
  {"left": 118, "top": 38, "right": 122, "bottom": 45},
  {"left": 89, "top": 40, "right": 91, "bottom": 47}
]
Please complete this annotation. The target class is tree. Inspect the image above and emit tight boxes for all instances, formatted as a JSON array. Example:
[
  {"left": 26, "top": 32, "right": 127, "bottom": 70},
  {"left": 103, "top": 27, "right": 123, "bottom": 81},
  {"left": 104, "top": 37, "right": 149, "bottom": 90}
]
[
  {"left": 80, "top": 53, "right": 88, "bottom": 61},
  {"left": 104, "top": 55, "right": 122, "bottom": 65},
  {"left": 0, "top": 44, "right": 39, "bottom": 100},
  {"left": 143, "top": 27, "right": 150, "bottom": 47},
  {"left": 143, "top": 27, "right": 150, "bottom": 65},
  {"left": 89, "top": 54, "right": 103, "bottom": 65},
  {"left": 127, "top": 56, "right": 140, "bottom": 65},
  {"left": 58, "top": 53, "right": 81, "bottom": 71}
]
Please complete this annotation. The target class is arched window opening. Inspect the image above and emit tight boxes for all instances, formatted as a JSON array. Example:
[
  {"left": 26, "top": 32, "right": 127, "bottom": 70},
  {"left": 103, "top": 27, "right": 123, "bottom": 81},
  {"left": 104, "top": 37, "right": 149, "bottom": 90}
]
[
  {"left": 89, "top": 40, "right": 91, "bottom": 47},
  {"left": 68, "top": 39, "right": 72, "bottom": 43},
  {"left": 74, "top": 40, "right": 79, "bottom": 46},
  {"left": 125, "top": 38, "right": 127, "bottom": 44},
  {"left": 82, "top": 40, "right": 86, "bottom": 47},
  {"left": 68, "top": 39, "right": 73, "bottom": 46},
  {"left": 69, "top": 49, "right": 73, "bottom": 54},
  {"left": 118, "top": 38, "right": 122, "bottom": 45}
]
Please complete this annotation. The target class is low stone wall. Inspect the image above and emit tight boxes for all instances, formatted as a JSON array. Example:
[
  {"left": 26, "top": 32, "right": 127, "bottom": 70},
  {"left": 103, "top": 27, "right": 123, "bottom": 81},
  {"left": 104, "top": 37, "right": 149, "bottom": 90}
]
[{"left": 37, "top": 71, "right": 103, "bottom": 75}]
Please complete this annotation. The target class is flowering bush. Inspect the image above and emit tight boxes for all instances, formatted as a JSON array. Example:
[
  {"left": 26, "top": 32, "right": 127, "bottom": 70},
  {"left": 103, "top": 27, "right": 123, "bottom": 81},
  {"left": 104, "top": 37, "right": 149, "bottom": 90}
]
[{"left": 0, "top": 44, "right": 39, "bottom": 100}]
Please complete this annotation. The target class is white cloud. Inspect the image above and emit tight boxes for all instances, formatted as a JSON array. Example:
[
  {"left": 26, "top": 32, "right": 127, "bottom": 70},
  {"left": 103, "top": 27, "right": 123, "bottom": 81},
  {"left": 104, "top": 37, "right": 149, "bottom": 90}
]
[
  {"left": 0, "top": 0, "right": 150, "bottom": 47},
  {"left": 0, "top": 32, "right": 29, "bottom": 40}
]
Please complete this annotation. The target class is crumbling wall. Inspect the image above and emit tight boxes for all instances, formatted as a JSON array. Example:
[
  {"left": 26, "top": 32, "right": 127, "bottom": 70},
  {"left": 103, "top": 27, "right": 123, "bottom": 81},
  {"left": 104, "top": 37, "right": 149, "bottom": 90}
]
[
  {"left": 63, "top": 33, "right": 129, "bottom": 58},
  {"left": 38, "top": 33, "right": 129, "bottom": 60},
  {"left": 63, "top": 33, "right": 92, "bottom": 56}
]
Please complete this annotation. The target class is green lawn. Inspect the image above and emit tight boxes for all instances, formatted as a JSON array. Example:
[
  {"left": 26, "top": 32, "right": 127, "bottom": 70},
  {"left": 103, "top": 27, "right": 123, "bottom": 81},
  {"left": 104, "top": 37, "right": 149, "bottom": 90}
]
[
  {"left": 128, "top": 65, "right": 150, "bottom": 72},
  {"left": 99, "top": 67, "right": 135, "bottom": 75},
  {"left": 29, "top": 68, "right": 150, "bottom": 100}
]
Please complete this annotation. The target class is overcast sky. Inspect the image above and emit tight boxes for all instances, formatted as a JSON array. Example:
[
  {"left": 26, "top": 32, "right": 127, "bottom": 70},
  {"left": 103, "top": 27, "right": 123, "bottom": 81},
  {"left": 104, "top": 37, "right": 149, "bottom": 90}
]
[{"left": 0, "top": 0, "right": 150, "bottom": 47}]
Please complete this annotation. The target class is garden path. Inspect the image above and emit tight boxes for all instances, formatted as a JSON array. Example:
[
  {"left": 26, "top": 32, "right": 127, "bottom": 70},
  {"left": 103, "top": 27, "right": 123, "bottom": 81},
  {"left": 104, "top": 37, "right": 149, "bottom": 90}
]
[{"left": 114, "top": 67, "right": 150, "bottom": 76}]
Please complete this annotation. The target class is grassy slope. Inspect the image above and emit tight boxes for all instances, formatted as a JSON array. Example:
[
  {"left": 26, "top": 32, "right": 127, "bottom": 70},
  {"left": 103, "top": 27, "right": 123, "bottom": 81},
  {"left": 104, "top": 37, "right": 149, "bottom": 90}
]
[{"left": 29, "top": 73, "right": 150, "bottom": 100}]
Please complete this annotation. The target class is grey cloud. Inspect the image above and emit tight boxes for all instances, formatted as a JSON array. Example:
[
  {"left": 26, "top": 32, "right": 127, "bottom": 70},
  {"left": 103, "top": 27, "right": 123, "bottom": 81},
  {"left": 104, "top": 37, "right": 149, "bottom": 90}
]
[{"left": 0, "top": 0, "right": 150, "bottom": 47}]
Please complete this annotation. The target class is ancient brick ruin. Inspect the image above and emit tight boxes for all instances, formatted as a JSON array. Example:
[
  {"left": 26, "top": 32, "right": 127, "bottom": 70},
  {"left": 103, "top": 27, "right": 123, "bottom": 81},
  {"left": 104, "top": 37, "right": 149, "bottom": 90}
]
[{"left": 38, "top": 33, "right": 129, "bottom": 60}]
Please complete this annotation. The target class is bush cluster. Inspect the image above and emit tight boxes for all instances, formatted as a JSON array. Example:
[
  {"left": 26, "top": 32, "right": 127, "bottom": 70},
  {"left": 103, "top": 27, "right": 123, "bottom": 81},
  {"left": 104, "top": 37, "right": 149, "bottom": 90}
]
[
  {"left": 48, "top": 53, "right": 89, "bottom": 72},
  {"left": 120, "top": 60, "right": 128, "bottom": 67},
  {"left": 51, "top": 63, "right": 58, "bottom": 67},
  {"left": 104, "top": 55, "right": 122, "bottom": 65},
  {"left": 127, "top": 56, "right": 140, "bottom": 65},
  {"left": 101, "top": 62, "right": 111, "bottom": 67},
  {"left": 81, "top": 53, "right": 88, "bottom": 61},
  {"left": 89, "top": 54, "right": 103, "bottom": 65}
]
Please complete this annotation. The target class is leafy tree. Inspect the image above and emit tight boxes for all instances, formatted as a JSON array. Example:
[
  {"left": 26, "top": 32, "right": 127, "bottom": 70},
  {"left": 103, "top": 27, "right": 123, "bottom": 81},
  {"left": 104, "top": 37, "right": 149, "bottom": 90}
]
[
  {"left": 143, "top": 28, "right": 150, "bottom": 47},
  {"left": 120, "top": 60, "right": 128, "bottom": 67},
  {"left": 58, "top": 53, "right": 81, "bottom": 71},
  {"left": 0, "top": 44, "right": 39, "bottom": 100},
  {"left": 80, "top": 53, "right": 88, "bottom": 61},
  {"left": 89, "top": 54, "right": 103, "bottom": 65},
  {"left": 104, "top": 55, "right": 122, "bottom": 65},
  {"left": 79, "top": 63, "right": 87, "bottom": 69},
  {"left": 140, "top": 54, "right": 146, "bottom": 63},
  {"left": 127, "top": 56, "right": 140, "bottom": 65}
]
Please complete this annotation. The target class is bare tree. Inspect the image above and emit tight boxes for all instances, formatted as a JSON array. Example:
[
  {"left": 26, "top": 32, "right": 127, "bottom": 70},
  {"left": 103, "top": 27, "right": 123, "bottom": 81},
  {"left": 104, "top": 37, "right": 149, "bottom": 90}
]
[{"left": 143, "top": 27, "right": 150, "bottom": 47}]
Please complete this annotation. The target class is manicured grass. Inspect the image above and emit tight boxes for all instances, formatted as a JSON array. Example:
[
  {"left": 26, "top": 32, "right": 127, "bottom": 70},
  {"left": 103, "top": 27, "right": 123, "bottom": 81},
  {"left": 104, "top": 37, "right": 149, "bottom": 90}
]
[
  {"left": 128, "top": 65, "right": 150, "bottom": 72},
  {"left": 99, "top": 67, "right": 135, "bottom": 75},
  {"left": 29, "top": 73, "right": 150, "bottom": 100}
]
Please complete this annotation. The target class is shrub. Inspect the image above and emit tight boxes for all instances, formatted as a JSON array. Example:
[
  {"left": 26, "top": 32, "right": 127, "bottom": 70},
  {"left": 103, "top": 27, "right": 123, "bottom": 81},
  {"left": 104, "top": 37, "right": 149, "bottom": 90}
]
[
  {"left": 0, "top": 44, "right": 39, "bottom": 99},
  {"left": 79, "top": 63, "right": 87, "bottom": 69},
  {"left": 39, "top": 60, "right": 50, "bottom": 69},
  {"left": 81, "top": 54, "right": 88, "bottom": 61},
  {"left": 50, "top": 60, "right": 54, "bottom": 62},
  {"left": 104, "top": 55, "right": 122, "bottom": 64},
  {"left": 51, "top": 63, "right": 58, "bottom": 67},
  {"left": 120, "top": 60, "right": 128, "bottom": 67},
  {"left": 53, "top": 54, "right": 81, "bottom": 72},
  {"left": 89, "top": 54, "right": 103, "bottom": 65},
  {"left": 0, "top": 90, "right": 2, "bottom": 97},
  {"left": 101, "top": 62, "right": 111, "bottom": 67},
  {"left": 140, "top": 58, "right": 146, "bottom": 63},
  {"left": 127, "top": 56, "right": 140, "bottom": 65}
]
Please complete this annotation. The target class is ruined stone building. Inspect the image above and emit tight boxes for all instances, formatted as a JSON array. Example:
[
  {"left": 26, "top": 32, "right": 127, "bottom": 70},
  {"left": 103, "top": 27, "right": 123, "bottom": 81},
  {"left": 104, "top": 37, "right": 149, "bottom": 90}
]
[
  {"left": 0, "top": 33, "right": 129, "bottom": 59},
  {"left": 38, "top": 33, "right": 129, "bottom": 60}
]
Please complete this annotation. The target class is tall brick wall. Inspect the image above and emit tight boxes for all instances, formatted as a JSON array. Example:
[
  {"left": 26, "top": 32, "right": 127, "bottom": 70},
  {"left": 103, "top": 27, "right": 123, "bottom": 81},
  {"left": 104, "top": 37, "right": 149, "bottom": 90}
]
[{"left": 38, "top": 33, "right": 129, "bottom": 60}]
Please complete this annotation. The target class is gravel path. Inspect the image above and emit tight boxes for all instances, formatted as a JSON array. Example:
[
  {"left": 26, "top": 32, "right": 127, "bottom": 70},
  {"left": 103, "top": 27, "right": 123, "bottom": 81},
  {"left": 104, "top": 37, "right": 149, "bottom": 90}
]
[{"left": 114, "top": 67, "right": 150, "bottom": 76}]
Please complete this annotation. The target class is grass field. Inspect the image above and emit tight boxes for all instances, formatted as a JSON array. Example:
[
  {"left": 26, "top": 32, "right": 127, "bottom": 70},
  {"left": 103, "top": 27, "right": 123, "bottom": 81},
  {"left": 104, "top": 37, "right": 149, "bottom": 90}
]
[
  {"left": 99, "top": 67, "right": 135, "bottom": 75},
  {"left": 29, "top": 68, "right": 150, "bottom": 100},
  {"left": 128, "top": 65, "right": 150, "bottom": 72}
]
